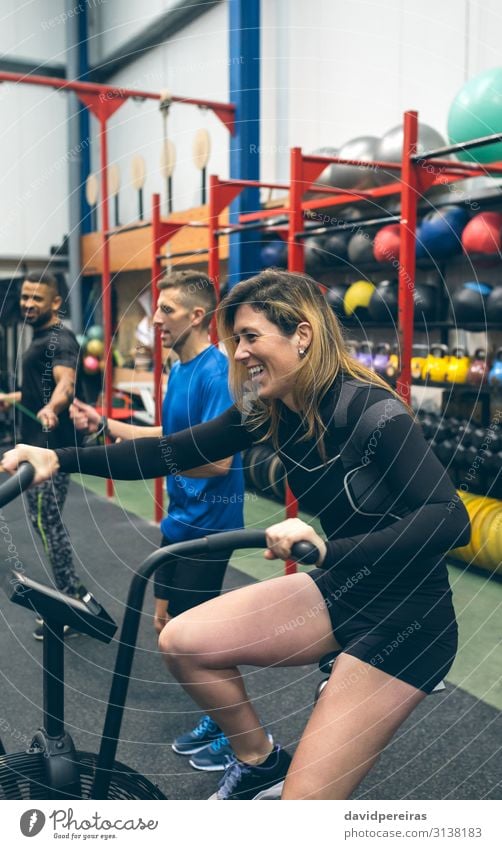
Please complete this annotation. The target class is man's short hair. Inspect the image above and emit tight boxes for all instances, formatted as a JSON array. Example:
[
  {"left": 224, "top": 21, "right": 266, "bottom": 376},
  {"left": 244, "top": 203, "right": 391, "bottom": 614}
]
[
  {"left": 24, "top": 271, "right": 59, "bottom": 297},
  {"left": 158, "top": 269, "right": 217, "bottom": 329}
]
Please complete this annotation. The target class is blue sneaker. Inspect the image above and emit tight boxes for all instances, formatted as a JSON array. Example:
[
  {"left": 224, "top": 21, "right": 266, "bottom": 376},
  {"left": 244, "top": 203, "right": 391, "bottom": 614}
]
[
  {"left": 172, "top": 715, "right": 222, "bottom": 756},
  {"left": 208, "top": 744, "right": 291, "bottom": 800},
  {"left": 190, "top": 731, "right": 274, "bottom": 772},
  {"left": 189, "top": 732, "right": 234, "bottom": 772}
]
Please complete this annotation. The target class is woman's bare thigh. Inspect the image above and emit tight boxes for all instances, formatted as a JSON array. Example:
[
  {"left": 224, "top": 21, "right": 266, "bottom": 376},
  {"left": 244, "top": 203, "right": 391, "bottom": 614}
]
[{"left": 163, "top": 572, "right": 340, "bottom": 668}]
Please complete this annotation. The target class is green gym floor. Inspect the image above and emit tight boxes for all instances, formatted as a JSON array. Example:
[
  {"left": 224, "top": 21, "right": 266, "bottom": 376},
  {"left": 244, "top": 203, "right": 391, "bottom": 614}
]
[{"left": 76, "top": 474, "right": 502, "bottom": 712}]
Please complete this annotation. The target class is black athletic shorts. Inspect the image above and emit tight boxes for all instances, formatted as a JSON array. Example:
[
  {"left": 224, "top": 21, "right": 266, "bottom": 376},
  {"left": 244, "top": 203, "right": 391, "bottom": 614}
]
[
  {"left": 308, "top": 568, "right": 458, "bottom": 694},
  {"left": 153, "top": 535, "right": 230, "bottom": 618}
]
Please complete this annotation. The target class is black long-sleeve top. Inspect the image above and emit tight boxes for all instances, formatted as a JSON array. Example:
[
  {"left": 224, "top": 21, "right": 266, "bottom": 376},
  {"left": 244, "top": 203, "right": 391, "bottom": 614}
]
[{"left": 56, "top": 377, "right": 470, "bottom": 617}]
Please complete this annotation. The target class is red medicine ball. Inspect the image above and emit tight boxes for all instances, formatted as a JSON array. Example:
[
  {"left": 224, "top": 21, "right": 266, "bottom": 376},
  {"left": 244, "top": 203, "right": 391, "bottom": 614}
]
[
  {"left": 373, "top": 224, "right": 400, "bottom": 263},
  {"left": 461, "top": 211, "right": 502, "bottom": 255}
]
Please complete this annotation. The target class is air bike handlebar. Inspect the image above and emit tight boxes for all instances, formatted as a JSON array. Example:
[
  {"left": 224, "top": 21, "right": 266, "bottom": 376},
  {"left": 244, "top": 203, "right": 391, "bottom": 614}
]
[
  {"left": 95, "top": 531, "right": 320, "bottom": 797},
  {"left": 0, "top": 465, "right": 321, "bottom": 798},
  {"left": 0, "top": 462, "right": 35, "bottom": 508}
]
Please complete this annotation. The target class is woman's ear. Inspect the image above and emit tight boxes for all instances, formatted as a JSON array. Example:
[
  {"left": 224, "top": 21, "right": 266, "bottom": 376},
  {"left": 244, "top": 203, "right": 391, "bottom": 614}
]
[{"left": 296, "top": 321, "right": 313, "bottom": 352}]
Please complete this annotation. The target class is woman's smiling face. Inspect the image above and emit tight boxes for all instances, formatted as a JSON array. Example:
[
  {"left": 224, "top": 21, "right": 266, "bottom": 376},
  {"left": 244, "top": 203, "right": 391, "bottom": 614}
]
[{"left": 232, "top": 304, "right": 311, "bottom": 409}]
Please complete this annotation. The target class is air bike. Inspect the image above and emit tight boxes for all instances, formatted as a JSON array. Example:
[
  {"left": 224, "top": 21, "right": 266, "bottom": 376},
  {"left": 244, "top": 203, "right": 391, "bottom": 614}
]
[{"left": 0, "top": 463, "right": 319, "bottom": 800}]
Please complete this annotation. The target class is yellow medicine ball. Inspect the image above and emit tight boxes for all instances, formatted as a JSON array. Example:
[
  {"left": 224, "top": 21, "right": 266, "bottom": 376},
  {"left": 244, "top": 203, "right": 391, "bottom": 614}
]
[
  {"left": 86, "top": 339, "right": 105, "bottom": 359},
  {"left": 343, "top": 280, "right": 376, "bottom": 317}
]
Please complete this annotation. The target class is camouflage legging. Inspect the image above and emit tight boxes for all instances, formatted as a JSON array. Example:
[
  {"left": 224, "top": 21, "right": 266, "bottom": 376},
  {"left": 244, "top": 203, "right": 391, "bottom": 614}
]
[{"left": 26, "top": 470, "right": 80, "bottom": 595}]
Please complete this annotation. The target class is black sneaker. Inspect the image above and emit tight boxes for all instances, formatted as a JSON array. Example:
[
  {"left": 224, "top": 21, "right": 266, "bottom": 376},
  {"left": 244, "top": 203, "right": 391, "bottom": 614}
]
[
  {"left": 33, "top": 622, "right": 80, "bottom": 641},
  {"left": 209, "top": 745, "right": 291, "bottom": 800},
  {"left": 172, "top": 715, "right": 223, "bottom": 755}
]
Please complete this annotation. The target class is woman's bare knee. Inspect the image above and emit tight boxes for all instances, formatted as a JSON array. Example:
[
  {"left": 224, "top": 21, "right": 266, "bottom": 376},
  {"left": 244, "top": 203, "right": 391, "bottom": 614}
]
[
  {"left": 159, "top": 618, "right": 194, "bottom": 669},
  {"left": 158, "top": 617, "right": 214, "bottom": 674}
]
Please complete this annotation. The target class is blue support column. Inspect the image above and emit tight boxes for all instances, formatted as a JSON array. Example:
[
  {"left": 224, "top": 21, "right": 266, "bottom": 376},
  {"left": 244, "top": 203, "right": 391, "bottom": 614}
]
[
  {"left": 78, "top": 7, "right": 92, "bottom": 235},
  {"left": 228, "top": 0, "right": 260, "bottom": 288}
]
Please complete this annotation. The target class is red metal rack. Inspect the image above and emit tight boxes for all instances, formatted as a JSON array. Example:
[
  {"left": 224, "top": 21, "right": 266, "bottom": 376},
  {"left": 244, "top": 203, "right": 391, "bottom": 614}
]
[
  {"left": 0, "top": 71, "right": 235, "bottom": 500},
  {"left": 206, "top": 110, "right": 502, "bottom": 570}
]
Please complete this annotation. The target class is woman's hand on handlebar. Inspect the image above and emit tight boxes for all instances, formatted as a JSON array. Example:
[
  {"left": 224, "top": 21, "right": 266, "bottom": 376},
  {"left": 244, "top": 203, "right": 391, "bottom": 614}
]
[
  {"left": 265, "top": 518, "right": 326, "bottom": 567},
  {"left": 1, "top": 445, "right": 59, "bottom": 485}
]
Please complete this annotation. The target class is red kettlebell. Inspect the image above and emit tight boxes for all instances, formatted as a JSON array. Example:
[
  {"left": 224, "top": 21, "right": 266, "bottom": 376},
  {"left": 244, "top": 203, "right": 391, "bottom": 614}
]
[{"left": 467, "top": 348, "right": 489, "bottom": 385}]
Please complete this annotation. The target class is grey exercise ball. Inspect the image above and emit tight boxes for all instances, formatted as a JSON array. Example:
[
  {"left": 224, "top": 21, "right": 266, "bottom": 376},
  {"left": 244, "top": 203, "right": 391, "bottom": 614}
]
[
  {"left": 311, "top": 146, "right": 340, "bottom": 189},
  {"left": 375, "top": 123, "right": 447, "bottom": 185},
  {"left": 331, "top": 136, "right": 379, "bottom": 190}
]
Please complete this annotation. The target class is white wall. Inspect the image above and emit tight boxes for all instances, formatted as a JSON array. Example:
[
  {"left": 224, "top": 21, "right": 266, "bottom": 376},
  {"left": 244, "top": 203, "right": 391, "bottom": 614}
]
[
  {"left": 90, "top": 1, "right": 229, "bottom": 222},
  {"left": 0, "top": 0, "right": 67, "bottom": 64},
  {"left": 88, "top": 0, "right": 182, "bottom": 64},
  {"left": 259, "top": 0, "right": 502, "bottom": 181},
  {"left": 0, "top": 77, "right": 70, "bottom": 259},
  {"left": 0, "top": 0, "right": 71, "bottom": 259}
]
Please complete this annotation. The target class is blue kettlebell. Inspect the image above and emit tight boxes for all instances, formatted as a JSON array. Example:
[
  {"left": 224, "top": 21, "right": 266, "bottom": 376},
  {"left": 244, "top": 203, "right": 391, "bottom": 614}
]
[{"left": 488, "top": 348, "right": 502, "bottom": 387}]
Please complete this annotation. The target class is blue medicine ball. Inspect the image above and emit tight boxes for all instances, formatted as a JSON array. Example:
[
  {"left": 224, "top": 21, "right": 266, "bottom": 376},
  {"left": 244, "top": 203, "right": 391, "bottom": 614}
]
[
  {"left": 260, "top": 239, "right": 288, "bottom": 268},
  {"left": 417, "top": 205, "right": 469, "bottom": 260}
]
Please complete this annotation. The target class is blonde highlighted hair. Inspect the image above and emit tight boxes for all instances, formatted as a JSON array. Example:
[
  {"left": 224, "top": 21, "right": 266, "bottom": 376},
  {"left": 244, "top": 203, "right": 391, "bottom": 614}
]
[{"left": 217, "top": 269, "right": 407, "bottom": 455}]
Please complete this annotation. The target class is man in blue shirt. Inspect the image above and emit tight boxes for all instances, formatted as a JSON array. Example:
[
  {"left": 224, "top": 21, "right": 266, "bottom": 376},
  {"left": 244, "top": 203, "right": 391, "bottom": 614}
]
[{"left": 71, "top": 270, "right": 245, "bottom": 769}]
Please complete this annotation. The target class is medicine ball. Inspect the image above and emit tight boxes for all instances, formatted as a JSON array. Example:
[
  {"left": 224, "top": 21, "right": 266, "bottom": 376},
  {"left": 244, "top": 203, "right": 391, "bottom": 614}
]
[
  {"left": 324, "top": 232, "right": 349, "bottom": 262},
  {"left": 347, "top": 230, "right": 375, "bottom": 264},
  {"left": 486, "top": 286, "right": 502, "bottom": 322},
  {"left": 462, "top": 211, "right": 502, "bottom": 255},
  {"left": 87, "top": 325, "right": 104, "bottom": 341},
  {"left": 304, "top": 236, "right": 328, "bottom": 275},
  {"left": 414, "top": 281, "right": 439, "bottom": 324},
  {"left": 373, "top": 225, "right": 400, "bottom": 263},
  {"left": 260, "top": 239, "right": 287, "bottom": 268},
  {"left": 418, "top": 205, "right": 468, "bottom": 259},
  {"left": 368, "top": 278, "right": 398, "bottom": 322},
  {"left": 450, "top": 281, "right": 493, "bottom": 323},
  {"left": 344, "top": 280, "right": 376, "bottom": 319},
  {"left": 325, "top": 284, "right": 346, "bottom": 318}
]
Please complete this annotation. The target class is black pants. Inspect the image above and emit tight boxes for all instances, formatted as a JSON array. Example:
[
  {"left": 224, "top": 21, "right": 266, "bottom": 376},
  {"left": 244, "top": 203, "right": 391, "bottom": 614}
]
[
  {"left": 154, "top": 535, "right": 230, "bottom": 618},
  {"left": 26, "top": 471, "right": 80, "bottom": 595}
]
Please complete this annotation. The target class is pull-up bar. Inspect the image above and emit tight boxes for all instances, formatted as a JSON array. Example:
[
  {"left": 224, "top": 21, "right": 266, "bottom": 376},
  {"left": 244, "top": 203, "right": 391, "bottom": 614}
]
[{"left": 0, "top": 71, "right": 236, "bottom": 133}]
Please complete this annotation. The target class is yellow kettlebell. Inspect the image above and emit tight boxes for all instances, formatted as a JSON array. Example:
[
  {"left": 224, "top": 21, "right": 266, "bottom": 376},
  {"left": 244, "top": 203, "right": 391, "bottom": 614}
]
[
  {"left": 385, "top": 343, "right": 400, "bottom": 379},
  {"left": 411, "top": 344, "right": 428, "bottom": 381},
  {"left": 423, "top": 343, "right": 449, "bottom": 383},
  {"left": 446, "top": 346, "right": 470, "bottom": 384}
]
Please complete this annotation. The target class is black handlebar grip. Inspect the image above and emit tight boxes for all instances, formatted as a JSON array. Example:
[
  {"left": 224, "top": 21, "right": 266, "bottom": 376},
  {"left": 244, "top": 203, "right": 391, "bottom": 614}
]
[
  {"left": 290, "top": 541, "right": 320, "bottom": 565},
  {"left": 0, "top": 462, "right": 35, "bottom": 508}
]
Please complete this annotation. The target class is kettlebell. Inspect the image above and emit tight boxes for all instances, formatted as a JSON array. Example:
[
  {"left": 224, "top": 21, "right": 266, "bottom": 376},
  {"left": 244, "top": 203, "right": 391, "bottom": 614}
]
[
  {"left": 446, "top": 346, "right": 470, "bottom": 384},
  {"left": 356, "top": 341, "right": 374, "bottom": 370},
  {"left": 373, "top": 342, "right": 391, "bottom": 376},
  {"left": 467, "top": 348, "right": 489, "bottom": 385},
  {"left": 385, "top": 343, "right": 400, "bottom": 379},
  {"left": 411, "top": 343, "right": 428, "bottom": 381},
  {"left": 423, "top": 343, "right": 449, "bottom": 383},
  {"left": 488, "top": 347, "right": 502, "bottom": 388}
]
